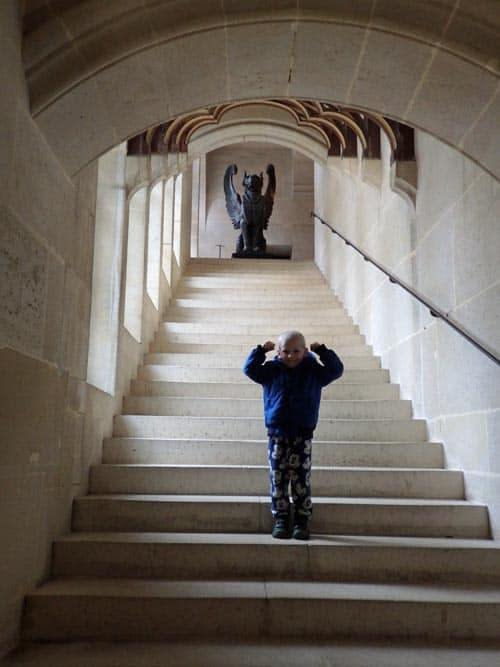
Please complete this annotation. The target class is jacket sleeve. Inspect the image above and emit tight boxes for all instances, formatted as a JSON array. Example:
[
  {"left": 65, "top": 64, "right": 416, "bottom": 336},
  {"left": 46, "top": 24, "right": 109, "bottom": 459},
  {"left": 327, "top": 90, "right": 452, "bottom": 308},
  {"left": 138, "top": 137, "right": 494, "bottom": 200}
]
[
  {"left": 243, "top": 345, "right": 274, "bottom": 385},
  {"left": 315, "top": 345, "right": 344, "bottom": 386}
]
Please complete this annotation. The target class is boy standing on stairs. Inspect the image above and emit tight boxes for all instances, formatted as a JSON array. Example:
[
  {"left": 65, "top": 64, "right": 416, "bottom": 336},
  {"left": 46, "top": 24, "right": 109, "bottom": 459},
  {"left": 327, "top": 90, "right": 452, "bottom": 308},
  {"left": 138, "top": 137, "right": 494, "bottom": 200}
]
[{"left": 243, "top": 330, "right": 343, "bottom": 540}]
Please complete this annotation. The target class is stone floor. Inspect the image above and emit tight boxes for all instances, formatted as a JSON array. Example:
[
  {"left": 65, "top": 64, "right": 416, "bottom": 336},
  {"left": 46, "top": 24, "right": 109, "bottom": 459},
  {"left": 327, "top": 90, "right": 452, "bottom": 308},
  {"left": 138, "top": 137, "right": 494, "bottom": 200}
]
[{"left": 2, "top": 639, "right": 500, "bottom": 666}]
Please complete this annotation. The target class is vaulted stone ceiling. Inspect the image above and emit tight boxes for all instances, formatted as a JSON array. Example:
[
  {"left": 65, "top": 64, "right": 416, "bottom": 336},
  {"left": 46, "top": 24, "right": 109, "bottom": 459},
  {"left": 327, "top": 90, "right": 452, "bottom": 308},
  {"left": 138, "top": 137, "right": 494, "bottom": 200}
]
[{"left": 21, "top": 1, "right": 500, "bottom": 179}]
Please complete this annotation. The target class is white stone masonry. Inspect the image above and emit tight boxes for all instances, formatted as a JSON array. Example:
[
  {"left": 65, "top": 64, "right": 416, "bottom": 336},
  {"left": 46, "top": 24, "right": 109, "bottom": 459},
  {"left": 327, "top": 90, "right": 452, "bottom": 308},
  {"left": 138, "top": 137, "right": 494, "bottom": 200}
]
[{"left": 19, "top": 259, "right": 500, "bottom": 651}]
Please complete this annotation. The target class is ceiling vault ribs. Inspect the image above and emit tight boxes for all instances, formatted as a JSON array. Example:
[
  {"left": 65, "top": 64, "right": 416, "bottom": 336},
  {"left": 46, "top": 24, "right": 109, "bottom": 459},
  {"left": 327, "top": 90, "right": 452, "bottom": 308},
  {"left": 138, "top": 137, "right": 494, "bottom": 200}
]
[{"left": 127, "top": 98, "right": 415, "bottom": 163}]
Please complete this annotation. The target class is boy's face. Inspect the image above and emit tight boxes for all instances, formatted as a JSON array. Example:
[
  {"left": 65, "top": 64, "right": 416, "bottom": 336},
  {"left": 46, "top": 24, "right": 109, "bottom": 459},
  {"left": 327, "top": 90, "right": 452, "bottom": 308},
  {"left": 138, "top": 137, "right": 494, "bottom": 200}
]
[{"left": 277, "top": 336, "right": 307, "bottom": 368}]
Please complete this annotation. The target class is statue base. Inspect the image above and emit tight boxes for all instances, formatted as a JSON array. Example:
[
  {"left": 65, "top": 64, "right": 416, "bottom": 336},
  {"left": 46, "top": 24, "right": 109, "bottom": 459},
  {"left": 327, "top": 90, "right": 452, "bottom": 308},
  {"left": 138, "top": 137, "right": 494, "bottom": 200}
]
[{"left": 232, "top": 245, "right": 292, "bottom": 260}]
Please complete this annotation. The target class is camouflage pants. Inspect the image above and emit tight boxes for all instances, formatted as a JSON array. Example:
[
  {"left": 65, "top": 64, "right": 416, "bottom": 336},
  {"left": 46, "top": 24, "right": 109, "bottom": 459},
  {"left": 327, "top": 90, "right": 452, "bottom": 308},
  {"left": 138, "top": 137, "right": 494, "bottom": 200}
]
[{"left": 267, "top": 433, "right": 313, "bottom": 518}]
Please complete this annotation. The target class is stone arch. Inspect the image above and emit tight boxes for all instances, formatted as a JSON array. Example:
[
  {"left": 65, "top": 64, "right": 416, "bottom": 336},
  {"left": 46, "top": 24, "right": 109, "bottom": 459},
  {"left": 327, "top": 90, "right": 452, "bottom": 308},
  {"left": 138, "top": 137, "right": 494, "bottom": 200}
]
[
  {"left": 24, "top": 5, "right": 499, "bottom": 180},
  {"left": 188, "top": 122, "right": 329, "bottom": 165}
]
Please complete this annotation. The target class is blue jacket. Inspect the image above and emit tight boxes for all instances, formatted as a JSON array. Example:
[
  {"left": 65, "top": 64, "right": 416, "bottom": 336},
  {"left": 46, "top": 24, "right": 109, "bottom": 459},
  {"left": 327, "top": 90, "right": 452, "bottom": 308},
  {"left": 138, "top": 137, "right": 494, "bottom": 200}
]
[{"left": 243, "top": 345, "right": 344, "bottom": 435}]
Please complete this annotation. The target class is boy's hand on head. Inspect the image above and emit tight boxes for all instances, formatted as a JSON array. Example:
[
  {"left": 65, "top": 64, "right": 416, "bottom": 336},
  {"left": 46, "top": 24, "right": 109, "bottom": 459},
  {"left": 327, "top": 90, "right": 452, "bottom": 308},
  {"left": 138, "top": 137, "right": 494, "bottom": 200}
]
[
  {"left": 262, "top": 341, "right": 275, "bottom": 352},
  {"left": 310, "top": 342, "right": 323, "bottom": 353}
]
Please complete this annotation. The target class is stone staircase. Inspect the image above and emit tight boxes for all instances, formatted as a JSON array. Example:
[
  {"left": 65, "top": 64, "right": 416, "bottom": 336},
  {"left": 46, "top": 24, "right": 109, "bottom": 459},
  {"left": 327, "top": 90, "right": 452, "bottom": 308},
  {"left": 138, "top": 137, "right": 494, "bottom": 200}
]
[{"left": 20, "top": 259, "right": 500, "bottom": 650}]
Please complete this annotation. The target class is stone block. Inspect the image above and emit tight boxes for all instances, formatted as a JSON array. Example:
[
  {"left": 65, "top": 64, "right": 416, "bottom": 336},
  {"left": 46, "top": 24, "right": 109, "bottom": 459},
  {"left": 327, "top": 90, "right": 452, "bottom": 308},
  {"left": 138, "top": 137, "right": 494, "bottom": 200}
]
[
  {"left": 382, "top": 332, "right": 423, "bottom": 410},
  {"left": 72, "top": 162, "right": 98, "bottom": 282},
  {"left": 420, "top": 323, "right": 440, "bottom": 419},
  {"left": 81, "top": 385, "right": 116, "bottom": 475},
  {"left": 435, "top": 320, "right": 500, "bottom": 414},
  {"left": 487, "top": 410, "right": 500, "bottom": 474},
  {"left": 0, "top": 349, "right": 67, "bottom": 467},
  {"left": 416, "top": 212, "right": 456, "bottom": 313},
  {"left": 7, "top": 108, "right": 76, "bottom": 257},
  {"left": 0, "top": 0, "right": 29, "bottom": 106},
  {"left": 147, "top": 0, "right": 224, "bottom": 35},
  {"left": 462, "top": 88, "right": 500, "bottom": 181},
  {"left": 66, "top": 377, "right": 88, "bottom": 415},
  {"left": 371, "top": 0, "right": 456, "bottom": 44},
  {"left": 161, "top": 30, "right": 227, "bottom": 118},
  {"left": 297, "top": 0, "right": 372, "bottom": 23},
  {"left": 60, "top": 409, "right": 85, "bottom": 486},
  {"left": 453, "top": 283, "right": 500, "bottom": 357},
  {"left": 28, "top": 40, "right": 89, "bottom": 117},
  {"left": 22, "top": 8, "right": 70, "bottom": 74},
  {"left": 223, "top": 0, "right": 297, "bottom": 22},
  {"left": 0, "top": 42, "right": 20, "bottom": 192},
  {"left": 0, "top": 468, "right": 57, "bottom": 655},
  {"left": 42, "top": 254, "right": 65, "bottom": 368},
  {"left": 372, "top": 211, "right": 413, "bottom": 272},
  {"left": 56, "top": 0, "right": 146, "bottom": 47},
  {"left": 443, "top": 2, "right": 500, "bottom": 72},
  {"left": 61, "top": 270, "right": 91, "bottom": 379},
  {"left": 227, "top": 21, "right": 292, "bottom": 100},
  {"left": 407, "top": 52, "right": 498, "bottom": 147},
  {"left": 464, "top": 470, "right": 500, "bottom": 539},
  {"left": 35, "top": 77, "right": 117, "bottom": 178},
  {"left": 454, "top": 173, "right": 500, "bottom": 304},
  {"left": 439, "top": 413, "right": 490, "bottom": 473},
  {"left": 0, "top": 597, "right": 22, "bottom": 659},
  {"left": 0, "top": 206, "right": 47, "bottom": 356},
  {"left": 370, "top": 280, "right": 419, "bottom": 353},
  {"left": 350, "top": 31, "right": 433, "bottom": 118},
  {"left": 94, "top": 47, "right": 170, "bottom": 142},
  {"left": 0, "top": 0, "right": 21, "bottom": 44},
  {"left": 415, "top": 131, "right": 477, "bottom": 238},
  {"left": 291, "top": 22, "right": 365, "bottom": 103}
]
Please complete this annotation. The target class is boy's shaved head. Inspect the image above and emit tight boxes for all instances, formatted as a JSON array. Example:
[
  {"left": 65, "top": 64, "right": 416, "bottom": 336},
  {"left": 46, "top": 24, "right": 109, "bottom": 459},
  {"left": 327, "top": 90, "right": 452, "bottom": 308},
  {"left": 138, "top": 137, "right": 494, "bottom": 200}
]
[{"left": 278, "top": 330, "right": 306, "bottom": 349}]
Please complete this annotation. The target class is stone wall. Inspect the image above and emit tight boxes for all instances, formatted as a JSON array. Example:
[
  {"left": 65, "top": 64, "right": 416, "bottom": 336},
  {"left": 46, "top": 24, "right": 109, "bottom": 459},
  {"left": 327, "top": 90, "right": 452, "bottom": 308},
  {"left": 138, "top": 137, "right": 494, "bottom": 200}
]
[
  {"left": 314, "top": 132, "right": 500, "bottom": 538},
  {"left": 0, "top": 4, "right": 191, "bottom": 653},
  {"left": 0, "top": 2, "right": 101, "bottom": 654},
  {"left": 202, "top": 143, "right": 314, "bottom": 259}
]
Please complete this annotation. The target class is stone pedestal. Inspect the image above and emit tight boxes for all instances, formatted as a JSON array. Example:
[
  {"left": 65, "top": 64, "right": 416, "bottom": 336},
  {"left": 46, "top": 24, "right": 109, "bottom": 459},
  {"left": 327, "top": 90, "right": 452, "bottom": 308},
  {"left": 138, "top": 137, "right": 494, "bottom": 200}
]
[{"left": 232, "top": 245, "right": 292, "bottom": 260}]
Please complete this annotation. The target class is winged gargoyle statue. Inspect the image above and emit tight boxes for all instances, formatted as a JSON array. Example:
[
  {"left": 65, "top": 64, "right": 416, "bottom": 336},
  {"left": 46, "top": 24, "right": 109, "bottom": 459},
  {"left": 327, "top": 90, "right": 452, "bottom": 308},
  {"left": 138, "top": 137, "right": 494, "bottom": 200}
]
[{"left": 224, "top": 163, "right": 276, "bottom": 253}]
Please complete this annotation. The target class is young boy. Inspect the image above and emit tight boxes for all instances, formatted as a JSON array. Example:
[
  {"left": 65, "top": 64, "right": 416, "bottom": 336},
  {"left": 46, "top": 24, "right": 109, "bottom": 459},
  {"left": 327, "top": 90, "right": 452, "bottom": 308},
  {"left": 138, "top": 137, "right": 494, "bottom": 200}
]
[{"left": 243, "top": 330, "right": 344, "bottom": 540}]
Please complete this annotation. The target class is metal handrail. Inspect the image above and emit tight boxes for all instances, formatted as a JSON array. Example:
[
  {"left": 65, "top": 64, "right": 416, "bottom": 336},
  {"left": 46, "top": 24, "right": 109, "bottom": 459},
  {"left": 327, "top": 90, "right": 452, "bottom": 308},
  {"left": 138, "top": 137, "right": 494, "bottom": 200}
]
[{"left": 311, "top": 212, "right": 500, "bottom": 366}]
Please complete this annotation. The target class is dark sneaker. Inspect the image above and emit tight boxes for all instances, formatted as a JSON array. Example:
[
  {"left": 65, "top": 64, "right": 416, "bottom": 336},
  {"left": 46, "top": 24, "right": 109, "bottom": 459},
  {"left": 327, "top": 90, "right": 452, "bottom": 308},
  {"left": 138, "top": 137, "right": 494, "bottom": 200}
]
[
  {"left": 292, "top": 516, "right": 310, "bottom": 540},
  {"left": 272, "top": 516, "right": 291, "bottom": 539}
]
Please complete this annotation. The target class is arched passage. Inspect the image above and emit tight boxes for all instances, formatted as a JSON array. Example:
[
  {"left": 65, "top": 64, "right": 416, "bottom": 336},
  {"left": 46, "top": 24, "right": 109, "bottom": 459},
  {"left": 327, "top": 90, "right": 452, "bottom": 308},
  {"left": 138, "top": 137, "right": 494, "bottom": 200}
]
[
  {"left": 1, "top": 4, "right": 499, "bottom": 657},
  {"left": 24, "top": 3, "right": 500, "bottom": 180}
]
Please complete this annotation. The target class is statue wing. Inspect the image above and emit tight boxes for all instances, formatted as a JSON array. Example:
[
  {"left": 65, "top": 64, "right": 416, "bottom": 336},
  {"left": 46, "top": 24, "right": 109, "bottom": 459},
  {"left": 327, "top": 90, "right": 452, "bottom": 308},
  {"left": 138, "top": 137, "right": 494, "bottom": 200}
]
[
  {"left": 263, "top": 164, "right": 276, "bottom": 228},
  {"left": 224, "top": 164, "right": 242, "bottom": 229}
]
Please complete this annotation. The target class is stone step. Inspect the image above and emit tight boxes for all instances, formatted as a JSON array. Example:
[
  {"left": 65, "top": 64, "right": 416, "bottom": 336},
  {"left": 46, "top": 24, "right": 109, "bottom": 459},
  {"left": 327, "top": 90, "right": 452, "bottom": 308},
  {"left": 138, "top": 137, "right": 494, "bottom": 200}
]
[
  {"left": 174, "top": 287, "right": 335, "bottom": 300},
  {"left": 171, "top": 297, "right": 343, "bottom": 309},
  {"left": 142, "top": 353, "right": 380, "bottom": 370},
  {"left": 52, "top": 532, "right": 500, "bottom": 585},
  {"left": 180, "top": 276, "right": 329, "bottom": 287},
  {"left": 184, "top": 259, "right": 321, "bottom": 273},
  {"left": 89, "top": 465, "right": 462, "bottom": 498},
  {"left": 165, "top": 307, "right": 352, "bottom": 324},
  {"left": 173, "top": 290, "right": 336, "bottom": 303},
  {"left": 159, "top": 321, "right": 359, "bottom": 336},
  {"left": 113, "top": 415, "right": 427, "bottom": 441},
  {"left": 122, "top": 397, "right": 410, "bottom": 420},
  {"left": 6, "top": 640, "right": 500, "bottom": 667},
  {"left": 23, "top": 578, "right": 500, "bottom": 642},
  {"left": 102, "top": 439, "right": 444, "bottom": 468},
  {"left": 72, "top": 495, "right": 489, "bottom": 539},
  {"left": 137, "top": 365, "right": 389, "bottom": 384},
  {"left": 151, "top": 342, "right": 373, "bottom": 356},
  {"left": 158, "top": 331, "right": 366, "bottom": 346},
  {"left": 183, "top": 264, "right": 324, "bottom": 276},
  {"left": 130, "top": 380, "right": 399, "bottom": 400},
  {"left": 182, "top": 263, "right": 324, "bottom": 274}
]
